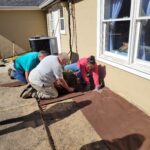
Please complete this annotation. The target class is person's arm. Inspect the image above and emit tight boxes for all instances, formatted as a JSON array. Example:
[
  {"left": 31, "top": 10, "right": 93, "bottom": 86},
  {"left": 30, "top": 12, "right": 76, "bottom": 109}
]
[
  {"left": 25, "top": 57, "right": 39, "bottom": 81},
  {"left": 53, "top": 65, "right": 74, "bottom": 92},
  {"left": 25, "top": 71, "right": 29, "bottom": 81},
  {"left": 80, "top": 65, "right": 90, "bottom": 84},
  {"left": 57, "top": 78, "right": 74, "bottom": 92},
  {"left": 92, "top": 65, "right": 101, "bottom": 89}
]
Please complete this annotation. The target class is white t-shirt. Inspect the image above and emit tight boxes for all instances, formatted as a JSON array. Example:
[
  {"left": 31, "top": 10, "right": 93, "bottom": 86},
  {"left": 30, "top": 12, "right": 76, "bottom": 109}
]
[{"left": 29, "top": 55, "right": 63, "bottom": 87}]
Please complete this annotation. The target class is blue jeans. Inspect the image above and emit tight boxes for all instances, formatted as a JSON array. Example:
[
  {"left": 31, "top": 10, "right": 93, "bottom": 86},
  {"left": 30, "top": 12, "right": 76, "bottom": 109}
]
[
  {"left": 64, "top": 63, "right": 81, "bottom": 78},
  {"left": 11, "top": 69, "right": 27, "bottom": 84}
]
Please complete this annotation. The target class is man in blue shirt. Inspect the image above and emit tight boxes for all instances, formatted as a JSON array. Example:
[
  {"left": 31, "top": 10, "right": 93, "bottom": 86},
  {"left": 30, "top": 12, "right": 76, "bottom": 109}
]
[{"left": 10, "top": 51, "right": 49, "bottom": 83}]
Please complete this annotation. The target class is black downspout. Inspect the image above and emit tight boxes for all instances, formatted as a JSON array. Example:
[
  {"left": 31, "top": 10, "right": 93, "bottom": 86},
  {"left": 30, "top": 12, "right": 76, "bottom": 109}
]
[{"left": 67, "top": 0, "right": 72, "bottom": 61}]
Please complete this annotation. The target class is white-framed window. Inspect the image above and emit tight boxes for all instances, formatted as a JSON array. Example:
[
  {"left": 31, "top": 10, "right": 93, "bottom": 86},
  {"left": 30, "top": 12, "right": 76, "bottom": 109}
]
[
  {"left": 97, "top": 0, "right": 150, "bottom": 79},
  {"left": 59, "top": 7, "right": 65, "bottom": 34}
]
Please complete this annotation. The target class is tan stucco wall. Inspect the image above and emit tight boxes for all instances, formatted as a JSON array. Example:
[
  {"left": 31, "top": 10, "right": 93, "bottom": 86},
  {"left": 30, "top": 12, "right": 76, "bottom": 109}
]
[
  {"left": 0, "top": 10, "right": 47, "bottom": 58},
  {"left": 47, "top": 0, "right": 150, "bottom": 115},
  {"left": 72, "top": 0, "right": 97, "bottom": 57},
  {"left": 59, "top": 0, "right": 97, "bottom": 56},
  {"left": 104, "top": 64, "right": 150, "bottom": 115}
]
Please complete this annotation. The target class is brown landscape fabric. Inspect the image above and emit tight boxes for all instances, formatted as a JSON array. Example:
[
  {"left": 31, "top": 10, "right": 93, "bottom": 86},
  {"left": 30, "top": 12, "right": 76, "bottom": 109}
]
[
  {"left": 39, "top": 92, "right": 84, "bottom": 106},
  {"left": 0, "top": 81, "right": 25, "bottom": 87},
  {"left": 73, "top": 88, "right": 150, "bottom": 150}
]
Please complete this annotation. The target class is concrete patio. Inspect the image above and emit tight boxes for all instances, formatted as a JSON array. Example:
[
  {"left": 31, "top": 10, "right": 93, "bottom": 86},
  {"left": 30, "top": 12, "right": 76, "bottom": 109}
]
[{"left": 0, "top": 62, "right": 150, "bottom": 150}]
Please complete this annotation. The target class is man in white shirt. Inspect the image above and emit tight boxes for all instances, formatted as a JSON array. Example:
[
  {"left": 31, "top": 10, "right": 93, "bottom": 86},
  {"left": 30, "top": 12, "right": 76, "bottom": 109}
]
[{"left": 28, "top": 53, "right": 74, "bottom": 100}]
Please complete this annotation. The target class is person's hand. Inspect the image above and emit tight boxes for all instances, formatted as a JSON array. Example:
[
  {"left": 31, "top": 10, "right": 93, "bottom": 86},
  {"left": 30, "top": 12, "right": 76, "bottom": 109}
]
[
  {"left": 93, "top": 85, "right": 103, "bottom": 93},
  {"left": 93, "top": 85, "right": 100, "bottom": 92},
  {"left": 73, "top": 72, "right": 78, "bottom": 76},
  {"left": 68, "top": 87, "right": 75, "bottom": 92},
  {"left": 93, "top": 88, "right": 99, "bottom": 92},
  {"left": 95, "top": 85, "right": 101, "bottom": 90},
  {"left": 54, "top": 80, "right": 61, "bottom": 88}
]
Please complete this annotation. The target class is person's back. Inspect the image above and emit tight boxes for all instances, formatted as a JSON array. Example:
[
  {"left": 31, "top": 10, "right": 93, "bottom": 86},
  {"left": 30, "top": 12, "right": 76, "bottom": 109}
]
[
  {"left": 64, "top": 56, "right": 100, "bottom": 91},
  {"left": 77, "top": 57, "right": 88, "bottom": 66},
  {"left": 28, "top": 53, "right": 74, "bottom": 100},
  {"left": 9, "top": 51, "right": 49, "bottom": 83},
  {"left": 29, "top": 55, "right": 63, "bottom": 87},
  {"left": 15, "top": 52, "right": 39, "bottom": 72}
]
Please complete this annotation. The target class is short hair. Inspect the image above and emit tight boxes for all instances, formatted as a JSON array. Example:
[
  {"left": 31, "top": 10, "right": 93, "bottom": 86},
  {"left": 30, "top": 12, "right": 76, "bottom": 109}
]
[
  {"left": 87, "top": 55, "right": 96, "bottom": 65},
  {"left": 39, "top": 50, "right": 49, "bottom": 57},
  {"left": 58, "top": 52, "right": 69, "bottom": 62}
]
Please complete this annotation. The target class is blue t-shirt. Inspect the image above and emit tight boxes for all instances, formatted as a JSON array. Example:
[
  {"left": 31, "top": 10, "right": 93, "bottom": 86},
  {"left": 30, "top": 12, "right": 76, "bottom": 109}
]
[{"left": 15, "top": 52, "right": 39, "bottom": 72}]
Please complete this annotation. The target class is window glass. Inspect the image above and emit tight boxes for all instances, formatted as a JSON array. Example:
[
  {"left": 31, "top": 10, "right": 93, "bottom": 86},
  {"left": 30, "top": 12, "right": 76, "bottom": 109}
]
[
  {"left": 104, "top": 0, "right": 131, "bottom": 19},
  {"left": 59, "top": 8, "right": 65, "bottom": 33},
  {"left": 99, "top": 0, "right": 150, "bottom": 77},
  {"left": 60, "top": 19, "right": 65, "bottom": 30},
  {"left": 139, "top": 0, "right": 150, "bottom": 16},
  {"left": 105, "top": 21, "right": 130, "bottom": 56},
  {"left": 137, "top": 20, "right": 150, "bottom": 61},
  {"left": 60, "top": 8, "right": 64, "bottom": 18}
]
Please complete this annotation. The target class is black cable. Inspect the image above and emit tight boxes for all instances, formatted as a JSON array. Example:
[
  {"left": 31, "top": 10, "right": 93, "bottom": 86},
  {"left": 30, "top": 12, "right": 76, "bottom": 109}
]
[{"left": 67, "top": 0, "right": 73, "bottom": 61}]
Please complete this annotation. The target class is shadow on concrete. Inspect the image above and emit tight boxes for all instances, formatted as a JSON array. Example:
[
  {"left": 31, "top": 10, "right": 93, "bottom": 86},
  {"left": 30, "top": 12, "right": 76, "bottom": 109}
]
[
  {"left": 0, "top": 100, "right": 91, "bottom": 136},
  {"left": 80, "top": 133, "right": 145, "bottom": 150}
]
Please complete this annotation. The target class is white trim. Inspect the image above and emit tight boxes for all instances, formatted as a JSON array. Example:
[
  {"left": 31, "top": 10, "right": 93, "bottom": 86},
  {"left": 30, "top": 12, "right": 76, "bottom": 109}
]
[
  {"left": 0, "top": 0, "right": 55, "bottom": 10},
  {"left": 97, "top": 0, "right": 150, "bottom": 80},
  {"left": 133, "top": 21, "right": 140, "bottom": 63},
  {"left": 103, "top": 18, "right": 131, "bottom": 22},
  {"left": 48, "top": 9, "right": 61, "bottom": 53},
  {"left": 104, "top": 51, "right": 128, "bottom": 60},
  {"left": 39, "top": 0, "right": 55, "bottom": 9},
  {"left": 136, "top": 16, "right": 150, "bottom": 20},
  {"left": 97, "top": 56, "right": 150, "bottom": 80},
  {"left": 96, "top": 0, "right": 101, "bottom": 58},
  {"left": 128, "top": 0, "right": 136, "bottom": 64},
  {"left": 0, "top": 6, "right": 40, "bottom": 10}
]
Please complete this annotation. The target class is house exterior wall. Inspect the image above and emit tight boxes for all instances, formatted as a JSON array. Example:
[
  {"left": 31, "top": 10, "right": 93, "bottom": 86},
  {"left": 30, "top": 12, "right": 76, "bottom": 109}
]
[
  {"left": 0, "top": 10, "right": 47, "bottom": 58},
  {"left": 60, "top": 0, "right": 97, "bottom": 57},
  {"left": 46, "top": 0, "right": 150, "bottom": 115}
]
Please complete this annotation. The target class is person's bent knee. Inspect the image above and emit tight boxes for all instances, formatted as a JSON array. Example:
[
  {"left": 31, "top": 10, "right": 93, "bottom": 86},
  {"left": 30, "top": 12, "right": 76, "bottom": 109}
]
[{"left": 51, "top": 90, "right": 58, "bottom": 98}]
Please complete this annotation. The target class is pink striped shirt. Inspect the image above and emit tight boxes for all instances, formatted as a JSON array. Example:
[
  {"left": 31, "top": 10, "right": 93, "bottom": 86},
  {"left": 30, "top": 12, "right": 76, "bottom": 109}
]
[{"left": 77, "top": 57, "right": 100, "bottom": 87}]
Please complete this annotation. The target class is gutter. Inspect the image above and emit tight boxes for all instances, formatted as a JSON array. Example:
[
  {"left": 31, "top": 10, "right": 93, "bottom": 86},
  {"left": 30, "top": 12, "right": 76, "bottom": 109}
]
[
  {"left": 39, "top": 0, "right": 56, "bottom": 9},
  {"left": 0, "top": 6, "right": 40, "bottom": 10},
  {"left": 0, "top": 0, "right": 60, "bottom": 11}
]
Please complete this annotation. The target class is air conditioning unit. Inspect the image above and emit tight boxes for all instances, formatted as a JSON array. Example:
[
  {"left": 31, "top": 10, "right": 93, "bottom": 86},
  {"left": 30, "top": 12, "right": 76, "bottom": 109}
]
[{"left": 29, "top": 36, "right": 58, "bottom": 55}]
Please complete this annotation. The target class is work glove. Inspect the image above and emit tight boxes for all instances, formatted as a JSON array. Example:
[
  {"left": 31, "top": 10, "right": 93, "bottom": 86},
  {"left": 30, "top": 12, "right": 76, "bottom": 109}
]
[
  {"left": 93, "top": 85, "right": 103, "bottom": 93},
  {"left": 68, "top": 87, "right": 75, "bottom": 92}
]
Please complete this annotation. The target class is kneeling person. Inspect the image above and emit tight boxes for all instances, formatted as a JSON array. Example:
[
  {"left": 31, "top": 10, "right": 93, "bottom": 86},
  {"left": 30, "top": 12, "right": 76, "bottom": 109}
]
[
  {"left": 10, "top": 51, "right": 49, "bottom": 83},
  {"left": 28, "top": 53, "right": 74, "bottom": 100}
]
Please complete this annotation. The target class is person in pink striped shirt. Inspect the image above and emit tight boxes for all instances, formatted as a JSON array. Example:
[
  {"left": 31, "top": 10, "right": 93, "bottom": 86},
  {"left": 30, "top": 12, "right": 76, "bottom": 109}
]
[{"left": 64, "top": 56, "right": 101, "bottom": 91}]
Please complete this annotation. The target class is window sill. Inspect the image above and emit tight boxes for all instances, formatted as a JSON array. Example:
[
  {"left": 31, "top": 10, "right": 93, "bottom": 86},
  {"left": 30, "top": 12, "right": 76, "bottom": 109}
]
[{"left": 97, "top": 55, "right": 150, "bottom": 80}]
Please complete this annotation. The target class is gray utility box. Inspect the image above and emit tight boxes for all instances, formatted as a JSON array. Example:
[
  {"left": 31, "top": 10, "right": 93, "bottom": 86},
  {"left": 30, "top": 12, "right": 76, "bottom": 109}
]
[{"left": 29, "top": 36, "right": 58, "bottom": 55}]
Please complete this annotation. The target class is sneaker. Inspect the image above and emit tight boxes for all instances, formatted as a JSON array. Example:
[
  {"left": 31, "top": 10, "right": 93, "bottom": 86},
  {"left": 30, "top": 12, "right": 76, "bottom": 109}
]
[
  {"left": 8, "top": 68, "right": 15, "bottom": 79},
  {"left": 32, "top": 91, "right": 38, "bottom": 98},
  {"left": 8, "top": 68, "right": 12, "bottom": 76},
  {"left": 20, "top": 85, "right": 36, "bottom": 99}
]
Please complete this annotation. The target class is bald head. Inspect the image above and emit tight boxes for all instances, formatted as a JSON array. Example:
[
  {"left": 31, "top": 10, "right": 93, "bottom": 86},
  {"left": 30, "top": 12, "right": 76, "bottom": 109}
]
[
  {"left": 38, "top": 50, "right": 49, "bottom": 61},
  {"left": 58, "top": 52, "right": 69, "bottom": 65}
]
